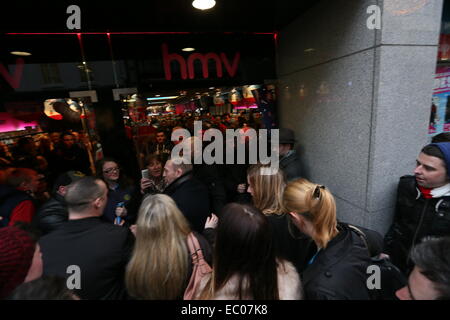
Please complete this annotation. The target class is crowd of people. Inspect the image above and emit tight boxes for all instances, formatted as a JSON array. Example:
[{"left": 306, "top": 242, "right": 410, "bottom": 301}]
[{"left": 0, "top": 112, "right": 450, "bottom": 300}]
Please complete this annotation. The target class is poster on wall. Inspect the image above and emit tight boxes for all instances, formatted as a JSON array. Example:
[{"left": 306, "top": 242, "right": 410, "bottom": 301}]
[{"left": 430, "top": 66, "right": 450, "bottom": 135}]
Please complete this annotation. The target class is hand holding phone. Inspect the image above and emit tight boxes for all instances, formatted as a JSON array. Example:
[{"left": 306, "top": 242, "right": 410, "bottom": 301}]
[
  {"left": 141, "top": 169, "right": 149, "bottom": 179},
  {"left": 115, "top": 202, "right": 125, "bottom": 224}
]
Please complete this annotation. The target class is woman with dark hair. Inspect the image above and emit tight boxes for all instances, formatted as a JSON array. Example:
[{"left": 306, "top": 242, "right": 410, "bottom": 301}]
[
  {"left": 140, "top": 153, "right": 167, "bottom": 195},
  {"left": 197, "top": 203, "right": 302, "bottom": 300},
  {"left": 95, "top": 157, "right": 140, "bottom": 224}
]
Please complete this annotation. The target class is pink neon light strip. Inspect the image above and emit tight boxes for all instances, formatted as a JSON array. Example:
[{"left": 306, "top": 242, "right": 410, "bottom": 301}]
[{"left": 6, "top": 32, "right": 275, "bottom": 35}]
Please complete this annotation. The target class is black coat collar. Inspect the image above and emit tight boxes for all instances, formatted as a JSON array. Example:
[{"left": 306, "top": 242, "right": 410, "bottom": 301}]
[{"left": 164, "top": 170, "right": 194, "bottom": 194}]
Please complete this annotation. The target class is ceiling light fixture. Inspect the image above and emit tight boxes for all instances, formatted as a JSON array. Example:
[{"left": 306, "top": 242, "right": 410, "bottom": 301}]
[
  {"left": 192, "top": 0, "right": 216, "bottom": 10},
  {"left": 10, "top": 51, "right": 31, "bottom": 56},
  {"left": 182, "top": 48, "right": 195, "bottom": 52},
  {"left": 147, "top": 96, "right": 179, "bottom": 100}
]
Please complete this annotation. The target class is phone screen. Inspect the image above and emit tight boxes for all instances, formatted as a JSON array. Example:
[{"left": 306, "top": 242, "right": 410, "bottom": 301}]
[{"left": 141, "top": 169, "right": 149, "bottom": 179}]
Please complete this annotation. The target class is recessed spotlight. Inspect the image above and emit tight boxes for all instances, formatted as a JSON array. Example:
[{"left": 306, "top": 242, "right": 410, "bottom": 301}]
[
  {"left": 209, "top": 87, "right": 215, "bottom": 90},
  {"left": 304, "top": 48, "right": 315, "bottom": 53},
  {"left": 155, "top": 94, "right": 161, "bottom": 97},
  {"left": 10, "top": 51, "right": 31, "bottom": 56},
  {"left": 182, "top": 48, "right": 195, "bottom": 52},
  {"left": 192, "top": 0, "right": 216, "bottom": 10}
]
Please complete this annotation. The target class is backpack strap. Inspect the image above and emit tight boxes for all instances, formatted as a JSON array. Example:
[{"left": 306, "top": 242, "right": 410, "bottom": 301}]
[{"left": 347, "top": 224, "right": 371, "bottom": 256}]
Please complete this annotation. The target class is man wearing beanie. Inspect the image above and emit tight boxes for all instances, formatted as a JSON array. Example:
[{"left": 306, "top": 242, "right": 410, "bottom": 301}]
[
  {"left": 0, "top": 226, "right": 43, "bottom": 299},
  {"left": 384, "top": 142, "right": 450, "bottom": 275}
]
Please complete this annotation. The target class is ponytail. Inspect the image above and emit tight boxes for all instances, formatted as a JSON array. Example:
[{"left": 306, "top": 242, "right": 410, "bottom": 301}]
[{"left": 283, "top": 179, "right": 338, "bottom": 249}]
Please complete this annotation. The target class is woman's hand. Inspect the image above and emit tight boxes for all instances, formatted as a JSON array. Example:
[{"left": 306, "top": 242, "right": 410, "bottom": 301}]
[
  {"left": 237, "top": 183, "right": 247, "bottom": 194},
  {"left": 140, "top": 178, "right": 152, "bottom": 194},
  {"left": 205, "top": 213, "right": 219, "bottom": 229}
]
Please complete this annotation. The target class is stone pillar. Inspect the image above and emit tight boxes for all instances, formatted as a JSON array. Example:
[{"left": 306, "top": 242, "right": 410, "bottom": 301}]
[{"left": 277, "top": 0, "right": 444, "bottom": 233}]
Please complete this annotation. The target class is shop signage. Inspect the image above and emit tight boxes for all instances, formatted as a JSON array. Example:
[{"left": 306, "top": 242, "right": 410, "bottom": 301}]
[
  {"left": 162, "top": 43, "right": 240, "bottom": 81},
  {"left": 0, "top": 58, "right": 24, "bottom": 89}
]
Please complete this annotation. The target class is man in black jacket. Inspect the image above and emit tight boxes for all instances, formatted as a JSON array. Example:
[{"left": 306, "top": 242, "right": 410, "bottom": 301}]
[
  {"left": 163, "top": 157, "right": 210, "bottom": 233},
  {"left": 39, "top": 177, "right": 134, "bottom": 300},
  {"left": 35, "top": 171, "right": 85, "bottom": 235},
  {"left": 384, "top": 143, "right": 450, "bottom": 275}
]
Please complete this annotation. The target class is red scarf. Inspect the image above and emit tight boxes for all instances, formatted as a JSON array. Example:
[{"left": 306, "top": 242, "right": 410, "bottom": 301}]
[{"left": 418, "top": 185, "right": 433, "bottom": 199}]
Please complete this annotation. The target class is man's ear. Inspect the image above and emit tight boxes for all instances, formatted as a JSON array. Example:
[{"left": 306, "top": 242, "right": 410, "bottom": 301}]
[
  {"left": 93, "top": 197, "right": 102, "bottom": 209},
  {"left": 58, "top": 185, "right": 67, "bottom": 196}
]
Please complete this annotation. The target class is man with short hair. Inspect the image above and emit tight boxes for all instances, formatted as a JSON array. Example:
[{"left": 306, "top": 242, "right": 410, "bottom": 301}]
[
  {"left": 35, "top": 171, "right": 85, "bottom": 235},
  {"left": 0, "top": 168, "right": 39, "bottom": 227},
  {"left": 39, "top": 177, "right": 134, "bottom": 300},
  {"left": 148, "top": 129, "right": 172, "bottom": 156},
  {"left": 163, "top": 157, "right": 210, "bottom": 233},
  {"left": 278, "top": 128, "right": 303, "bottom": 181},
  {"left": 384, "top": 143, "right": 450, "bottom": 274},
  {"left": 396, "top": 237, "right": 450, "bottom": 300},
  {"left": 53, "top": 132, "right": 91, "bottom": 175}
]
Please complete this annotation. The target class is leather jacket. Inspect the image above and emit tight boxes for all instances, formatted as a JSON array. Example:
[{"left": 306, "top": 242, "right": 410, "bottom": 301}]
[{"left": 35, "top": 193, "right": 68, "bottom": 235}]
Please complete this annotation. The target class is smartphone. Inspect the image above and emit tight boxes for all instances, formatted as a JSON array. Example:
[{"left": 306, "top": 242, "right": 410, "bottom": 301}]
[
  {"left": 141, "top": 169, "right": 149, "bottom": 179},
  {"left": 115, "top": 202, "right": 124, "bottom": 224}
]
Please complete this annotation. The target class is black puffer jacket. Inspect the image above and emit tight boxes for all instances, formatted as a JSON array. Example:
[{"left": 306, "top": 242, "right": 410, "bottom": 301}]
[
  {"left": 302, "top": 223, "right": 372, "bottom": 300},
  {"left": 384, "top": 175, "right": 450, "bottom": 274},
  {"left": 34, "top": 193, "right": 68, "bottom": 235}
]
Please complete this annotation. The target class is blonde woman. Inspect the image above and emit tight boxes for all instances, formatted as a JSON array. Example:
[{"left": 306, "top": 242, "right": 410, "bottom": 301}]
[
  {"left": 246, "top": 164, "right": 315, "bottom": 273},
  {"left": 283, "top": 178, "right": 372, "bottom": 300},
  {"left": 125, "top": 194, "right": 212, "bottom": 300}
]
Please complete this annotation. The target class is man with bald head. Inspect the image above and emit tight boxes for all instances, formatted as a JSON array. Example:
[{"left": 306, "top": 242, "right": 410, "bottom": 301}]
[
  {"left": 39, "top": 177, "right": 134, "bottom": 300},
  {"left": 163, "top": 156, "right": 210, "bottom": 233}
]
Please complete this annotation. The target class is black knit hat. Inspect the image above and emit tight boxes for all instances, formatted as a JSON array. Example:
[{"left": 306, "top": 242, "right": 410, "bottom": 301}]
[{"left": 52, "top": 171, "right": 85, "bottom": 193}]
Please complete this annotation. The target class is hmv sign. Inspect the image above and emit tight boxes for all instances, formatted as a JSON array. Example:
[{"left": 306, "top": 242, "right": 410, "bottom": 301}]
[{"left": 162, "top": 43, "right": 240, "bottom": 81}]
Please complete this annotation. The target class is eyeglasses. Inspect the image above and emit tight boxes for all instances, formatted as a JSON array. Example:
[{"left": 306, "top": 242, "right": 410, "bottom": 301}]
[{"left": 103, "top": 167, "right": 120, "bottom": 174}]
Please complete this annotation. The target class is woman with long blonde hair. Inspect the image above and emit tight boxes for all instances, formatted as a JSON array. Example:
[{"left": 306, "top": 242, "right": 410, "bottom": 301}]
[
  {"left": 283, "top": 178, "right": 372, "bottom": 300},
  {"left": 246, "top": 164, "right": 315, "bottom": 273},
  {"left": 125, "top": 194, "right": 212, "bottom": 300}
]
